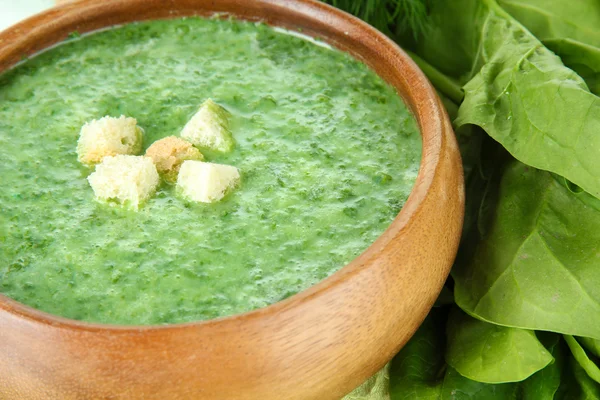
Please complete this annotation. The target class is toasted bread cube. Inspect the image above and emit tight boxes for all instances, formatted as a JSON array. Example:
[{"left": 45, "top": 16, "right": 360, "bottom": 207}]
[
  {"left": 145, "top": 136, "right": 204, "bottom": 183},
  {"left": 88, "top": 155, "right": 159, "bottom": 209},
  {"left": 77, "top": 116, "right": 143, "bottom": 165},
  {"left": 177, "top": 160, "right": 240, "bottom": 203},
  {"left": 180, "top": 99, "right": 234, "bottom": 152}
]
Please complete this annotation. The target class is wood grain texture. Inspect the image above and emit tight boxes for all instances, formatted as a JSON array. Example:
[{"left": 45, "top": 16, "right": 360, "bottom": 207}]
[{"left": 0, "top": 1, "right": 465, "bottom": 399}]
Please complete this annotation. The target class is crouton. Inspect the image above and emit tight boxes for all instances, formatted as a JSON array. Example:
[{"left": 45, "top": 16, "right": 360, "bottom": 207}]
[
  {"left": 177, "top": 160, "right": 240, "bottom": 203},
  {"left": 88, "top": 155, "right": 159, "bottom": 209},
  {"left": 77, "top": 116, "right": 143, "bottom": 165},
  {"left": 180, "top": 99, "right": 234, "bottom": 153},
  {"left": 145, "top": 136, "right": 204, "bottom": 183}
]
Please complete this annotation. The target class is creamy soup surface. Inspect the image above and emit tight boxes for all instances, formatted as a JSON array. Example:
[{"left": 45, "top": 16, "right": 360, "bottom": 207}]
[{"left": 0, "top": 17, "right": 421, "bottom": 325}]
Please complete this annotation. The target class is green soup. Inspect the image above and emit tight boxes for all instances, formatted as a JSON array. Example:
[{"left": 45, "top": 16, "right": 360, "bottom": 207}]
[{"left": 0, "top": 17, "right": 421, "bottom": 325}]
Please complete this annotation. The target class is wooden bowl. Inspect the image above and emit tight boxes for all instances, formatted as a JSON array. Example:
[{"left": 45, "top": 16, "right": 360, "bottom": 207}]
[{"left": 0, "top": 1, "right": 464, "bottom": 399}]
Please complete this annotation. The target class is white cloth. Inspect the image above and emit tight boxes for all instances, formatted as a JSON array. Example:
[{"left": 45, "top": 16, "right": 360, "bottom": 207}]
[{"left": 0, "top": 0, "right": 54, "bottom": 32}]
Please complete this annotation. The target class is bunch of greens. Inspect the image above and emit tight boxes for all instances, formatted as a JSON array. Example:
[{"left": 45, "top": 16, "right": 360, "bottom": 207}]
[{"left": 326, "top": 0, "right": 600, "bottom": 398}]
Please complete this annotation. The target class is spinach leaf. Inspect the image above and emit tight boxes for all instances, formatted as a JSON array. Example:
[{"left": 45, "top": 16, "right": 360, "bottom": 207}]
[
  {"left": 498, "top": 0, "right": 600, "bottom": 48},
  {"left": 556, "top": 355, "right": 600, "bottom": 400},
  {"left": 454, "top": 0, "right": 600, "bottom": 199},
  {"left": 446, "top": 308, "right": 553, "bottom": 383},
  {"left": 565, "top": 336, "right": 600, "bottom": 384},
  {"left": 567, "top": 364, "right": 600, "bottom": 399},
  {"left": 580, "top": 338, "right": 600, "bottom": 359},
  {"left": 396, "top": 0, "right": 600, "bottom": 198},
  {"left": 520, "top": 333, "right": 565, "bottom": 399},
  {"left": 496, "top": 0, "right": 600, "bottom": 95},
  {"left": 453, "top": 161, "right": 600, "bottom": 339},
  {"left": 543, "top": 39, "right": 600, "bottom": 96},
  {"left": 389, "top": 308, "right": 520, "bottom": 399},
  {"left": 389, "top": 308, "right": 570, "bottom": 399},
  {"left": 389, "top": 308, "right": 448, "bottom": 399},
  {"left": 436, "top": 368, "right": 518, "bottom": 399},
  {"left": 324, "top": 0, "right": 600, "bottom": 394}
]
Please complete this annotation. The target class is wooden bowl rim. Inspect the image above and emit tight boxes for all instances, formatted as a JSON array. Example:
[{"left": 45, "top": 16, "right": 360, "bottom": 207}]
[{"left": 0, "top": 0, "right": 450, "bottom": 332}]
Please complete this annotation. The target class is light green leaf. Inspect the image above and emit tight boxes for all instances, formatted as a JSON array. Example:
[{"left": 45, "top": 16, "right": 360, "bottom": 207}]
[
  {"left": 556, "top": 349, "right": 600, "bottom": 399},
  {"left": 580, "top": 338, "right": 600, "bottom": 359},
  {"left": 436, "top": 368, "right": 518, "bottom": 400},
  {"left": 498, "top": 0, "right": 600, "bottom": 48},
  {"left": 454, "top": 0, "right": 600, "bottom": 199},
  {"left": 389, "top": 308, "right": 519, "bottom": 399},
  {"left": 571, "top": 363, "right": 600, "bottom": 400},
  {"left": 520, "top": 333, "right": 564, "bottom": 399},
  {"left": 569, "top": 362, "right": 600, "bottom": 400},
  {"left": 446, "top": 308, "right": 553, "bottom": 383},
  {"left": 496, "top": 0, "right": 600, "bottom": 95},
  {"left": 389, "top": 308, "right": 575, "bottom": 399},
  {"left": 543, "top": 39, "right": 600, "bottom": 96},
  {"left": 565, "top": 336, "right": 600, "bottom": 384},
  {"left": 454, "top": 161, "right": 600, "bottom": 339}
]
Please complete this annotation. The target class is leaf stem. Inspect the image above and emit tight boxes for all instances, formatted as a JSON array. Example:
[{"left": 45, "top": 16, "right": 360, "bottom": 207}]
[{"left": 405, "top": 50, "right": 464, "bottom": 104}]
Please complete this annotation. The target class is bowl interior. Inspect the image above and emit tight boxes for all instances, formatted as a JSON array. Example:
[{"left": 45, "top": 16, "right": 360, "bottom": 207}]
[{"left": 0, "top": 0, "right": 446, "bottom": 329}]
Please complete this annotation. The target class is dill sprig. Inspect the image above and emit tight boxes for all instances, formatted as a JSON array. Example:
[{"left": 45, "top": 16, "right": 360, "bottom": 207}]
[{"left": 324, "top": 0, "right": 430, "bottom": 39}]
